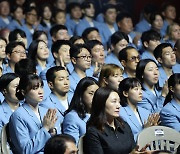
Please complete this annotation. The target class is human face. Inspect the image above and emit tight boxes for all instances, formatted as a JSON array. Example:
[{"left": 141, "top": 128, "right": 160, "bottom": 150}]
[
  {"left": 104, "top": 8, "right": 117, "bottom": 25},
  {"left": 124, "top": 49, "right": 140, "bottom": 72},
  {"left": 74, "top": 39, "right": 85, "bottom": 45},
  {"left": 117, "top": 17, "right": 133, "bottom": 34},
  {"left": 143, "top": 62, "right": 159, "bottom": 87},
  {"left": 87, "top": 30, "right": 101, "bottom": 42},
  {"left": 161, "top": 46, "right": 176, "bottom": 68},
  {"left": 173, "top": 83, "right": 180, "bottom": 102},
  {"left": 25, "top": 80, "right": 44, "bottom": 105},
  {"left": 55, "top": 0, "right": 66, "bottom": 10},
  {"left": 74, "top": 48, "right": 91, "bottom": 71},
  {"left": 0, "top": 39, "right": 6, "bottom": 60},
  {"left": 91, "top": 44, "right": 105, "bottom": 64},
  {"left": 0, "top": 1, "right": 10, "bottom": 17},
  {"left": 126, "top": 85, "right": 142, "bottom": 105},
  {"left": 13, "top": 7, "right": 24, "bottom": 21},
  {"left": 8, "top": 45, "right": 26, "bottom": 64},
  {"left": 113, "top": 39, "right": 128, "bottom": 55},
  {"left": 26, "top": 9, "right": 37, "bottom": 26},
  {"left": 152, "top": 15, "right": 163, "bottom": 31},
  {"left": 71, "top": 6, "right": 82, "bottom": 20},
  {"left": 43, "top": 6, "right": 52, "bottom": 20},
  {"left": 36, "top": 41, "right": 49, "bottom": 61},
  {"left": 83, "top": 84, "right": 99, "bottom": 112},
  {"left": 64, "top": 141, "right": 78, "bottom": 154},
  {"left": 54, "top": 44, "right": 70, "bottom": 66},
  {"left": 83, "top": 3, "right": 95, "bottom": 18},
  {"left": 16, "top": 34, "right": 28, "bottom": 49},
  {"left": 5, "top": 77, "right": 20, "bottom": 104},
  {"left": 106, "top": 69, "right": 123, "bottom": 91},
  {"left": 15, "top": 0, "right": 25, "bottom": 5},
  {"left": 55, "top": 12, "right": 66, "bottom": 25},
  {"left": 170, "top": 24, "right": 180, "bottom": 41},
  {"left": 164, "top": 5, "right": 176, "bottom": 20},
  {"left": 146, "top": 40, "right": 161, "bottom": 52},
  {"left": 54, "top": 29, "right": 70, "bottom": 41},
  {"left": 105, "top": 91, "right": 120, "bottom": 120},
  {"left": 52, "top": 70, "right": 69, "bottom": 95}
]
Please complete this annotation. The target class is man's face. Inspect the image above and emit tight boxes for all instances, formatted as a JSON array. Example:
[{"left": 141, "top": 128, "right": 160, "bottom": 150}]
[
  {"left": 104, "top": 8, "right": 117, "bottom": 25},
  {"left": 117, "top": 17, "right": 133, "bottom": 34},
  {"left": 54, "top": 29, "right": 70, "bottom": 41},
  {"left": 64, "top": 141, "right": 78, "bottom": 154},
  {"left": 83, "top": 3, "right": 95, "bottom": 18}
]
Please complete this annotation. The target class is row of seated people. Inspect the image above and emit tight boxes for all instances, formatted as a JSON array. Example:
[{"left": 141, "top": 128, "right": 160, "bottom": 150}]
[
  {"left": 0, "top": 0, "right": 179, "bottom": 50},
  {"left": 0, "top": 70, "right": 179, "bottom": 153}
]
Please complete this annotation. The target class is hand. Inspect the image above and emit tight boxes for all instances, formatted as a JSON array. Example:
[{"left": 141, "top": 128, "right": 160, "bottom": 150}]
[
  {"left": 130, "top": 144, "right": 152, "bottom": 154},
  {"left": 144, "top": 113, "right": 160, "bottom": 128},
  {"left": 161, "top": 81, "right": 169, "bottom": 98},
  {"left": 93, "top": 62, "right": 103, "bottom": 77},
  {"left": 43, "top": 109, "right": 57, "bottom": 132}
]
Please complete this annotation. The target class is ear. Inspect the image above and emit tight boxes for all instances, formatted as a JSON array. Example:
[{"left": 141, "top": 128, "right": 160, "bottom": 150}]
[
  {"left": 123, "top": 91, "right": 128, "bottom": 97},
  {"left": 169, "top": 86, "right": 174, "bottom": 93},
  {"left": 2, "top": 89, "right": 7, "bottom": 95},
  {"left": 120, "top": 60, "right": 127, "bottom": 67},
  {"left": 48, "top": 81, "right": 54, "bottom": 89},
  {"left": 143, "top": 41, "right": 149, "bottom": 48},
  {"left": 103, "top": 77, "right": 108, "bottom": 86},
  {"left": 53, "top": 52, "right": 58, "bottom": 59},
  {"left": 71, "top": 57, "right": 77, "bottom": 65},
  {"left": 7, "top": 53, "right": 11, "bottom": 60},
  {"left": 117, "top": 21, "right": 122, "bottom": 29},
  {"left": 157, "top": 57, "right": 163, "bottom": 64},
  {"left": 52, "top": 36, "right": 56, "bottom": 42}
]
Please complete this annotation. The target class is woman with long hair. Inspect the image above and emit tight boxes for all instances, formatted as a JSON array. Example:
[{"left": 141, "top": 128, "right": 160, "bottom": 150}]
[
  {"left": 160, "top": 73, "right": 180, "bottom": 132},
  {"left": 63, "top": 77, "right": 99, "bottom": 144}
]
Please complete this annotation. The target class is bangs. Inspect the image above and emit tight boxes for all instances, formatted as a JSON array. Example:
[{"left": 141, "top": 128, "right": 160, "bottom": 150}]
[
  {"left": 130, "top": 80, "right": 142, "bottom": 89},
  {"left": 26, "top": 78, "right": 43, "bottom": 91}
]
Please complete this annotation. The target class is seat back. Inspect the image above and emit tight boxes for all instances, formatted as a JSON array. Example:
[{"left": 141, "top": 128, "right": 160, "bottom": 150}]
[
  {"left": 137, "top": 126, "right": 180, "bottom": 153},
  {"left": 0, "top": 124, "right": 10, "bottom": 154},
  {"left": 78, "top": 135, "right": 84, "bottom": 154}
]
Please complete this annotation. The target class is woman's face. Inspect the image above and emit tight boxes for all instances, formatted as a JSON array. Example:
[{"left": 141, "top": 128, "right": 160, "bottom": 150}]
[
  {"left": 106, "top": 69, "right": 123, "bottom": 91},
  {"left": 83, "top": 84, "right": 99, "bottom": 112},
  {"left": 105, "top": 91, "right": 120, "bottom": 119},
  {"left": 143, "top": 62, "right": 159, "bottom": 87},
  {"left": 126, "top": 85, "right": 142, "bottom": 105},
  {"left": 152, "top": 15, "right": 163, "bottom": 31},
  {"left": 25, "top": 80, "right": 44, "bottom": 105},
  {"left": 36, "top": 41, "right": 49, "bottom": 61},
  {"left": 170, "top": 24, "right": 180, "bottom": 41},
  {"left": 5, "top": 77, "right": 20, "bottom": 104},
  {"left": 14, "top": 7, "right": 24, "bottom": 21},
  {"left": 43, "top": 6, "right": 52, "bottom": 20},
  {"left": 0, "top": 39, "right": 6, "bottom": 60},
  {"left": 37, "top": 33, "right": 48, "bottom": 45}
]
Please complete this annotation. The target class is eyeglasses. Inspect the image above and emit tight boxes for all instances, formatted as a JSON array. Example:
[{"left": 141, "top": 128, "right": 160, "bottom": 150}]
[
  {"left": 128, "top": 56, "right": 140, "bottom": 62},
  {"left": 12, "top": 50, "right": 26, "bottom": 55},
  {"left": 76, "top": 55, "right": 92, "bottom": 60}
]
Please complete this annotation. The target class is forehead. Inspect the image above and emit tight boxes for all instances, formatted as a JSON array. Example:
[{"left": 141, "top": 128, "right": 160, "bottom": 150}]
[
  {"left": 13, "top": 45, "right": 25, "bottom": 50},
  {"left": 55, "top": 70, "right": 68, "bottom": 77},
  {"left": 145, "top": 61, "right": 157, "bottom": 68},
  {"left": 162, "top": 46, "right": 173, "bottom": 53},
  {"left": 92, "top": 44, "right": 103, "bottom": 49},
  {"left": 59, "top": 44, "right": 70, "bottom": 50},
  {"left": 127, "top": 48, "right": 139, "bottom": 56},
  {"left": 78, "top": 47, "right": 90, "bottom": 54}
]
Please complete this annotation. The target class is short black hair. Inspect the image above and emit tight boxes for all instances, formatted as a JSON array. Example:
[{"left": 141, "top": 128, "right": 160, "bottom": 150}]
[
  {"left": 111, "top": 31, "right": 129, "bottom": 46},
  {"left": 119, "top": 46, "right": 136, "bottom": 62},
  {"left": 116, "top": 12, "right": 132, "bottom": 23},
  {"left": 9, "top": 29, "right": 26, "bottom": 42},
  {"left": 50, "top": 24, "right": 68, "bottom": 37},
  {"left": 154, "top": 43, "right": 172, "bottom": 59},
  {"left": 102, "top": 4, "right": 116, "bottom": 15},
  {"left": 5, "top": 41, "right": 25, "bottom": 55}
]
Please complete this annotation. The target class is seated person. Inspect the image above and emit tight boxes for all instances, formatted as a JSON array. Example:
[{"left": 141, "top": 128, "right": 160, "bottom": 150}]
[
  {"left": 4, "top": 41, "right": 26, "bottom": 73},
  {"left": 119, "top": 46, "right": 140, "bottom": 78},
  {"left": 141, "top": 30, "right": 161, "bottom": 63},
  {"left": 63, "top": 77, "right": 98, "bottom": 144},
  {"left": 105, "top": 31, "right": 129, "bottom": 68},
  {"left": 99, "top": 64, "right": 123, "bottom": 91},
  {"left": 173, "top": 39, "right": 180, "bottom": 70},
  {"left": 136, "top": 59, "right": 168, "bottom": 112},
  {"left": 0, "top": 73, "right": 20, "bottom": 132},
  {"left": 154, "top": 43, "right": 179, "bottom": 88},
  {"left": 40, "top": 66, "right": 71, "bottom": 116},
  {"left": 119, "top": 78, "right": 159, "bottom": 141},
  {"left": 160, "top": 73, "right": 180, "bottom": 132},
  {"left": 0, "top": 37, "right": 7, "bottom": 74},
  {"left": 69, "top": 44, "right": 92, "bottom": 96},
  {"left": 44, "top": 134, "right": 78, "bottom": 154}
]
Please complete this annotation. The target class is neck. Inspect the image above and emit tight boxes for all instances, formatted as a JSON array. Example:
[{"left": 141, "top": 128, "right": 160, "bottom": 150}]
[
  {"left": 162, "top": 66, "right": 173, "bottom": 78},
  {"left": 124, "top": 69, "right": 136, "bottom": 77},
  {"left": 106, "top": 22, "right": 114, "bottom": 28},
  {"left": 74, "top": 67, "right": 86, "bottom": 79},
  {"left": 26, "top": 23, "right": 33, "bottom": 29},
  {"left": 43, "top": 19, "right": 50, "bottom": 24},
  {"left": 106, "top": 117, "right": 115, "bottom": 129},
  {"left": 28, "top": 102, "right": 39, "bottom": 112},
  {"left": 37, "top": 59, "right": 47, "bottom": 69},
  {"left": 85, "top": 16, "right": 93, "bottom": 22},
  {"left": 144, "top": 82, "right": 155, "bottom": 91},
  {"left": 9, "top": 62, "right": 15, "bottom": 72},
  {"left": 53, "top": 91, "right": 67, "bottom": 101},
  {"left": 165, "top": 18, "right": 173, "bottom": 25},
  {"left": 6, "top": 100, "right": 19, "bottom": 111},
  {"left": 127, "top": 100, "right": 137, "bottom": 112}
]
